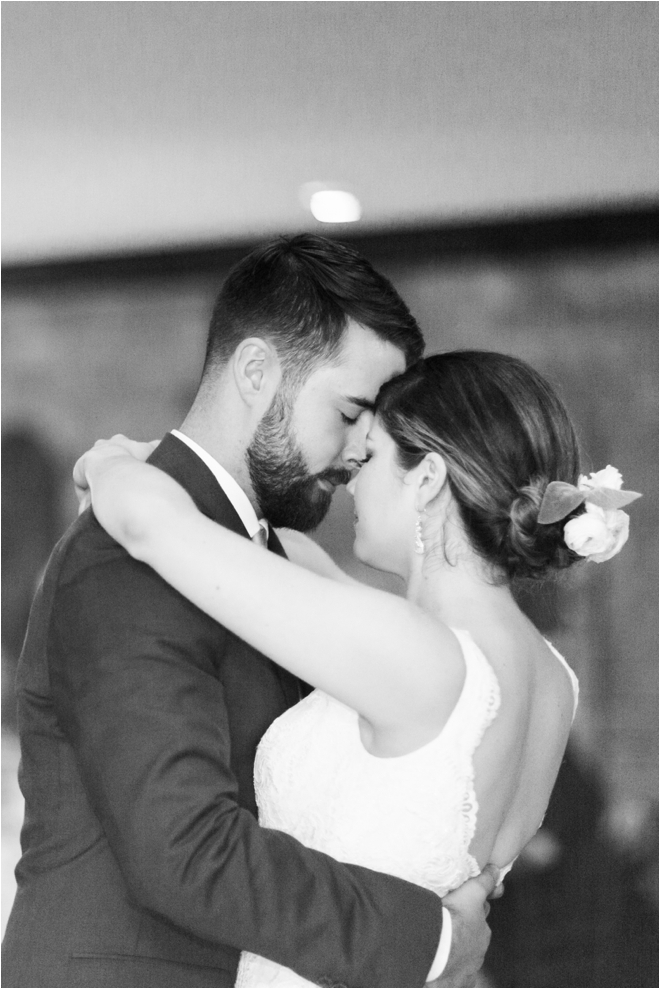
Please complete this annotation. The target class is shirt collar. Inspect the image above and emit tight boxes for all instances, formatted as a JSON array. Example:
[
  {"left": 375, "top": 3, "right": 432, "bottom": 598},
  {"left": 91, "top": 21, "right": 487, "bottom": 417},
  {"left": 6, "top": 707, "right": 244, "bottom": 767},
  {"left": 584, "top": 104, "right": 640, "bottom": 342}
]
[{"left": 170, "top": 429, "right": 263, "bottom": 539}]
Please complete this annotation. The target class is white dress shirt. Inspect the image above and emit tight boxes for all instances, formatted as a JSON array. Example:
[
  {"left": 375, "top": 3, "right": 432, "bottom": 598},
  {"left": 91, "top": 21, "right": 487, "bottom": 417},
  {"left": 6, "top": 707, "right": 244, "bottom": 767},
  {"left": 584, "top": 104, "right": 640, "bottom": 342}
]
[
  {"left": 170, "top": 430, "right": 264, "bottom": 539},
  {"left": 170, "top": 428, "right": 451, "bottom": 980}
]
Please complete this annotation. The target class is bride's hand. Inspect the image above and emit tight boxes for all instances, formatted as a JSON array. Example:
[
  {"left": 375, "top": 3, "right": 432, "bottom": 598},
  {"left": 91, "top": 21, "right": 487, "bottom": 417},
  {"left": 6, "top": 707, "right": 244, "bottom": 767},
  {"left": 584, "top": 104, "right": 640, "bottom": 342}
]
[{"left": 74, "top": 435, "right": 159, "bottom": 514}]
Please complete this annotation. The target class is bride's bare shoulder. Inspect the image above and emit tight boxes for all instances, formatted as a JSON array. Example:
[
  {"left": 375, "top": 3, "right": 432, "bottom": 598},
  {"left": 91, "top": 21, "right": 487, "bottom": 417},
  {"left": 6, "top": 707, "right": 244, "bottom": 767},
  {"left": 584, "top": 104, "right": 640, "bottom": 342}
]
[
  {"left": 275, "top": 528, "right": 309, "bottom": 554},
  {"left": 275, "top": 528, "right": 326, "bottom": 562},
  {"left": 275, "top": 529, "right": 359, "bottom": 585}
]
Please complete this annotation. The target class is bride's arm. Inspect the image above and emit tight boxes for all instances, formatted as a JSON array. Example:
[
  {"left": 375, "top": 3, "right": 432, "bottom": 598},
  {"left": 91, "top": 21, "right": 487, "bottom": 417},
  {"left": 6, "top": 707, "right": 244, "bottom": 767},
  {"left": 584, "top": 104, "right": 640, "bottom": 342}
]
[{"left": 76, "top": 445, "right": 464, "bottom": 734}]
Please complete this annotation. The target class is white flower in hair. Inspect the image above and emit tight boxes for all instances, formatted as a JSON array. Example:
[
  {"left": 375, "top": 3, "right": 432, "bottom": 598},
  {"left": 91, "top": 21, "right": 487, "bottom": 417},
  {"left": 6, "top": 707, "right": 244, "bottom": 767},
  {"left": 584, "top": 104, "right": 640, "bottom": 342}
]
[
  {"left": 578, "top": 466, "right": 624, "bottom": 492},
  {"left": 537, "top": 464, "right": 641, "bottom": 564},
  {"left": 564, "top": 505, "right": 630, "bottom": 563}
]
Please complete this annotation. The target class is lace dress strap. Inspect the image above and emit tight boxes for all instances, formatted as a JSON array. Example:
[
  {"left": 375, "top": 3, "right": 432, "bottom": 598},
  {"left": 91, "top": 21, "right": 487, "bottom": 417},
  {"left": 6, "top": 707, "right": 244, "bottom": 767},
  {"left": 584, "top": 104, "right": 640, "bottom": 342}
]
[
  {"left": 446, "top": 629, "right": 502, "bottom": 752},
  {"left": 544, "top": 639, "right": 579, "bottom": 718},
  {"left": 446, "top": 629, "right": 501, "bottom": 864}
]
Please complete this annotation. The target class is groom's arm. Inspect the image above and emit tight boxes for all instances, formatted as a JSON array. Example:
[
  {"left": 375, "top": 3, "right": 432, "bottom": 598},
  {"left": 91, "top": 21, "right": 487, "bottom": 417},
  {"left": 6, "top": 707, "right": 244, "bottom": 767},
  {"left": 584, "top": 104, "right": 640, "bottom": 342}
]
[{"left": 50, "top": 525, "right": 445, "bottom": 988}]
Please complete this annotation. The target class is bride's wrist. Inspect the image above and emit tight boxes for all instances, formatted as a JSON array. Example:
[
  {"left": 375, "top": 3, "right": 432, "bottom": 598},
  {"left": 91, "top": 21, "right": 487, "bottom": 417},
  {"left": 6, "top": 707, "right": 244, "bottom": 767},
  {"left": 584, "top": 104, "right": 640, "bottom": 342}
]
[
  {"left": 124, "top": 468, "right": 197, "bottom": 565},
  {"left": 86, "top": 451, "right": 197, "bottom": 564},
  {"left": 89, "top": 459, "right": 168, "bottom": 559}
]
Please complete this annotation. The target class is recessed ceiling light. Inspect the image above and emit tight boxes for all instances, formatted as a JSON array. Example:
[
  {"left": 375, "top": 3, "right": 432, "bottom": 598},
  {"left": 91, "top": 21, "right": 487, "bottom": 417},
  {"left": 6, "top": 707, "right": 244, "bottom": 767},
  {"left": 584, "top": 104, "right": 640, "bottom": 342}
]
[{"left": 309, "top": 189, "right": 362, "bottom": 223}]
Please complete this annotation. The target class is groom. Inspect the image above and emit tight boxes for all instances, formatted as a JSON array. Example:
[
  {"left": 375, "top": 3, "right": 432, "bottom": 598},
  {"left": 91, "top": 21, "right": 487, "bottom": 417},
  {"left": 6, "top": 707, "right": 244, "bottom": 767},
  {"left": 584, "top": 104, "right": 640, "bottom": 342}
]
[{"left": 3, "top": 235, "right": 495, "bottom": 988}]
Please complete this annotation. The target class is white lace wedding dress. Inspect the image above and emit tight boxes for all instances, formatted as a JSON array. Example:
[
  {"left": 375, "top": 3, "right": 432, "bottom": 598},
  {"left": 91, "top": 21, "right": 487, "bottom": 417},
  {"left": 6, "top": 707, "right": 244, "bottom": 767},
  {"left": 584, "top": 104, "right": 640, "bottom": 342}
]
[{"left": 235, "top": 628, "right": 578, "bottom": 988}]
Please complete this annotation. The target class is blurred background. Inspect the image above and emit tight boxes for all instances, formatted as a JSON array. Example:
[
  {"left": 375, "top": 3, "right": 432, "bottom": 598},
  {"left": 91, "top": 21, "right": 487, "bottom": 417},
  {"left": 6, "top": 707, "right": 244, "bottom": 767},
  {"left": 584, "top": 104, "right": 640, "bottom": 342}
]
[{"left": 2, "top": 3, "right": 657, "bottom": 985}]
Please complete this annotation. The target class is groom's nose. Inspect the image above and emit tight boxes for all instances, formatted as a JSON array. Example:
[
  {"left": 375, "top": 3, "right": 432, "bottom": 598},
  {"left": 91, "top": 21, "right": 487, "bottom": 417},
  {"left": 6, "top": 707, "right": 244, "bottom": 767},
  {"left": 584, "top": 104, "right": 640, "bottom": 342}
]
[{"left": 341, "top": 411, "right": 372, "bottom": 469}]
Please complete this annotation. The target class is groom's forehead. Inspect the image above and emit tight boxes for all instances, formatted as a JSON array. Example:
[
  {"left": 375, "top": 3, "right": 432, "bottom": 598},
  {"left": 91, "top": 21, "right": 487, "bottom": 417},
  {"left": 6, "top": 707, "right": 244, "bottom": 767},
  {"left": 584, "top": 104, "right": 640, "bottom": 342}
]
[
  {"left": 309, "top": 359, "right": 393, "bottom": 408},
  {"left": 329, "top": 322, "right": 406, "bottom": 383}
]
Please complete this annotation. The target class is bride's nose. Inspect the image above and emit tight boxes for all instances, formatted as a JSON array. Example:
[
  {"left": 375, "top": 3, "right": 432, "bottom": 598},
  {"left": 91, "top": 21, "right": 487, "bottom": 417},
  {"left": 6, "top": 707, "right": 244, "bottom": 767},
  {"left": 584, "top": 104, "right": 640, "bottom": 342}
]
[{"left": 346, "top": 474, "right": 357, "bottom": 496}]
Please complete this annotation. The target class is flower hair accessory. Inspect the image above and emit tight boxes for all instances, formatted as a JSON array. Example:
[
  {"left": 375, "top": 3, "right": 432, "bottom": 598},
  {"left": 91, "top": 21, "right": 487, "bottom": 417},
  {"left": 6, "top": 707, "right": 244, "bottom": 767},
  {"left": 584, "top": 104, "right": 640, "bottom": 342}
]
[{"left": 538, "top": 466, "right": 642, "bottom": 563}]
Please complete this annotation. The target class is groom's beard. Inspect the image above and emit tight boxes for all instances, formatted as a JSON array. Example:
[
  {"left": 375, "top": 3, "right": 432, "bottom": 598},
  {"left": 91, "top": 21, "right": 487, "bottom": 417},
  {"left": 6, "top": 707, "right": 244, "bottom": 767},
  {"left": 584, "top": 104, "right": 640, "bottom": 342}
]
[{"left": 247, "top": 393, "right": 351, "bottom": 532}]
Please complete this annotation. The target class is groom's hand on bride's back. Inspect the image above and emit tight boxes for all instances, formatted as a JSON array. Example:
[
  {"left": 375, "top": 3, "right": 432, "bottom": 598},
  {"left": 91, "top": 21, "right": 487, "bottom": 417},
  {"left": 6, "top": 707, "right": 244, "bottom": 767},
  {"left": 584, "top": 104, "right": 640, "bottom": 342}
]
[{"left": 426, "top": 864, "right": 499, "bottom": 988}]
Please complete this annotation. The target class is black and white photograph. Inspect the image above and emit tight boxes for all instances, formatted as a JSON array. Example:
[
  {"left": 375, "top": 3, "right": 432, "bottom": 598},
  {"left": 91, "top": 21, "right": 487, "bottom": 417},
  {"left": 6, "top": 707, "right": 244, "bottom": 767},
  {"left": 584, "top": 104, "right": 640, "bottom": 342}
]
[{"left": 2, "top": 4, "right": 657, "bottom": 987}]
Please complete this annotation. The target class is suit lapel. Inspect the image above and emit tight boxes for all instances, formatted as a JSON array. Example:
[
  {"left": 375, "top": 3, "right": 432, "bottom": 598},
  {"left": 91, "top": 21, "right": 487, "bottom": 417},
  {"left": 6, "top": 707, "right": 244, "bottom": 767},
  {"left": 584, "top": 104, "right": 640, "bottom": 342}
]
[
  {"left": 149, "top": 433, "right": 307, "bottom": 705},
  {"left": 265, "top": 528, "right": 308, "bottom": 702},
  {"left": 266, "top": 528, "right": 311, "bottom": 701},
  {"left": 148, "top": 433, "right": 249, "bottom": 535}
]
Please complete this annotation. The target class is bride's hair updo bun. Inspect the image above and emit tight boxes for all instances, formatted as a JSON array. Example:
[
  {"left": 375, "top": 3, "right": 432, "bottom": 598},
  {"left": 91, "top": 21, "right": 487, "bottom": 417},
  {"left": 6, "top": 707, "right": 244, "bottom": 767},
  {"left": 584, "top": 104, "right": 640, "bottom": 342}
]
[
  {"left": 506, "top": 478, "right": 578, "bottom": 577},
  {"left": 376, "top": 351, "right": 583, "bottom": 580}
]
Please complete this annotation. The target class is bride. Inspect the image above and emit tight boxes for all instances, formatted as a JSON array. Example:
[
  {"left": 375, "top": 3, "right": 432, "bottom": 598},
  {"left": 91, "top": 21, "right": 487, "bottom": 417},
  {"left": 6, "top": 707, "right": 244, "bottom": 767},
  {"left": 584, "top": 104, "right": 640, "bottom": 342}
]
[{"left": 75, "top": 350, "right": 637, "bottom": 988}]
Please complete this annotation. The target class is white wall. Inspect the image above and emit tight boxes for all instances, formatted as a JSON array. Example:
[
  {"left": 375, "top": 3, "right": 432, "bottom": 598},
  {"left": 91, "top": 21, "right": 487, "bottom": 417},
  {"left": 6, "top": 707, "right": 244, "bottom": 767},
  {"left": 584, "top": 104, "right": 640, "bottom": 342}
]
[{"left": 3, "top": 2, "right": 657, "bottom": 262}]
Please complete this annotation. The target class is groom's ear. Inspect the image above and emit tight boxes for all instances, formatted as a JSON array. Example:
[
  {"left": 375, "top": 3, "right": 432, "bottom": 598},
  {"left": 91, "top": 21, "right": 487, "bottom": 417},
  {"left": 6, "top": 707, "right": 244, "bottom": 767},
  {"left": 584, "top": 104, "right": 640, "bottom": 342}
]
[{"left": 232, "top": 338, "right": 282, "bottom": 408}]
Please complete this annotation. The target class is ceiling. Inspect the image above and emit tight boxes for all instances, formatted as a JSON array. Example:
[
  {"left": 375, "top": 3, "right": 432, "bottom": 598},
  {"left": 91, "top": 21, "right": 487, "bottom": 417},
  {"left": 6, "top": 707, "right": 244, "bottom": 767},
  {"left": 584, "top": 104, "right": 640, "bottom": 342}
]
[{"left": 2, "top": 2, "right": 657, "bottom": 263}]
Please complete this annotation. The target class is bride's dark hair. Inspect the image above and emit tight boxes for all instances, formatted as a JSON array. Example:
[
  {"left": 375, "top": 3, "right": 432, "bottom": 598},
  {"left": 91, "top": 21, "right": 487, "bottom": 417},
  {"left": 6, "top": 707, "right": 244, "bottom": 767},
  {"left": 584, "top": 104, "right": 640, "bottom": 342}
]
[{"left": 376, "top": 350, "right": 584, "bottom": 580}]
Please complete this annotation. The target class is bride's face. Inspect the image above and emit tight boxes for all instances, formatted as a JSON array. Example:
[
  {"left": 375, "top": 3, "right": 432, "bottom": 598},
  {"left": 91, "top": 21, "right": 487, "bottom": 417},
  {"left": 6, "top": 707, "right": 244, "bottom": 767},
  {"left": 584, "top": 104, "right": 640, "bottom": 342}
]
[{"left": 347, "top": 418, "right": 415, "bottom": 576}]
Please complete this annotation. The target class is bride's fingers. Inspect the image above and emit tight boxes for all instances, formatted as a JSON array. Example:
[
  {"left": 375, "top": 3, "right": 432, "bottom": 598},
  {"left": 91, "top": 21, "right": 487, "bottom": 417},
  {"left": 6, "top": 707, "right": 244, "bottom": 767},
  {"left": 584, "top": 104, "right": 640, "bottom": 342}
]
[
  {"left": 74, "top": 436, "right": 159, "bottom": 486},
  {"left": 104, "top": 435, "right": 158, "bottom": 461},
  {"left": 73, "top": 435, "right": 161, "bottom": 506},
  {"left": 72, "top": 445, "right": 124, "bottom": 499},
  {"left": 72, "top": 452, "right": 91, "bottom": 498},
  {"left": 77, "top": 490, "right": 92, "bottom": 516}
]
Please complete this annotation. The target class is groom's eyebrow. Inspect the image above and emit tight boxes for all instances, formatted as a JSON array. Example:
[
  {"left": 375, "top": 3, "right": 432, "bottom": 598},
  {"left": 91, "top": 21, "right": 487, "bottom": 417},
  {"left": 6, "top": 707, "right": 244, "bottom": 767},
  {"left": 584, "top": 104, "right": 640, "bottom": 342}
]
[{"left": 344, "top": 396, "right": 376, "bottom": 411}]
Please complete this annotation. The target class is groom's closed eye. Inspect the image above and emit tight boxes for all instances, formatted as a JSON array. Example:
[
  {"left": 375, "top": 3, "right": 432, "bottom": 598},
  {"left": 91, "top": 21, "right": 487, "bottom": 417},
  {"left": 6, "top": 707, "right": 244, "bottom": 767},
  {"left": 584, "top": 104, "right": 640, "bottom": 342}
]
[
  {"left": 343, "top": 396, "right": 376, "bottom": 413},
  {"left": 340, "top": 397, "right": 376, "bottom": 426}
]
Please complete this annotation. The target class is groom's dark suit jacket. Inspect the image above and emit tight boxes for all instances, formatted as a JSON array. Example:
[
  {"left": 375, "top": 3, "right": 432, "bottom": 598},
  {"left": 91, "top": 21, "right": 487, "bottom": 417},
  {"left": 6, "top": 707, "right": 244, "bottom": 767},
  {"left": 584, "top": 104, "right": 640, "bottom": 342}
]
[{"left": 2, "top": 433, "right": 443, "bottom": 988}]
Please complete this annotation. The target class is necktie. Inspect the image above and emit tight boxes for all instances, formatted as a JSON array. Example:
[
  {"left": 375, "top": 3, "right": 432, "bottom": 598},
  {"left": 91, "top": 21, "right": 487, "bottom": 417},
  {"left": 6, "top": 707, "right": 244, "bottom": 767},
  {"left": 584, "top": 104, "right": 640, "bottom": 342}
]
[{"left": 251, "top": 522, "right": 269, "bottom": 549}]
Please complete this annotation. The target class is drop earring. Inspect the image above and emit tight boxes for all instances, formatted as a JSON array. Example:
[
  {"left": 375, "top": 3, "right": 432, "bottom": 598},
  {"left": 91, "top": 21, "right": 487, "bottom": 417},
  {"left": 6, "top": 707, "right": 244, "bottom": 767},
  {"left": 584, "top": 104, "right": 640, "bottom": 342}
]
[{"left": 414, "top": 514, "right": 425, "bottom": 555}]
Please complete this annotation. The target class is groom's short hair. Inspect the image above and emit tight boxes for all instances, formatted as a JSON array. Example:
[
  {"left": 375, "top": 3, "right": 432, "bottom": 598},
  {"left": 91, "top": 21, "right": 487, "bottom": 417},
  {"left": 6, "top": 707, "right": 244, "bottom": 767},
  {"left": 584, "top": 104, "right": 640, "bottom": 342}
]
[{"left": 201, "top": 234, "right": 424, "bottom": 385}]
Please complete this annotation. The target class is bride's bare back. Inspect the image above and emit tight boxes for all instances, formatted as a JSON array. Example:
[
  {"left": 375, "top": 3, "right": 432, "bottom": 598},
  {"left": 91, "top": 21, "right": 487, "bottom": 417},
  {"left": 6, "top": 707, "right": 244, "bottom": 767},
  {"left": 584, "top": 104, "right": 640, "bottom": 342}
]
[{"left": 466, "top": 621, "right": 576, "bottom": 870}]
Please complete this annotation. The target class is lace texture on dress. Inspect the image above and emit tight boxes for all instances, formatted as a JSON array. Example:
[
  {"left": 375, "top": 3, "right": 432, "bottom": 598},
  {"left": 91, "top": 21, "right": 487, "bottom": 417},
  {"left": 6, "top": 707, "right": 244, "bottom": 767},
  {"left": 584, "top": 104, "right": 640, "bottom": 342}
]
[{"left": 235, "top": 629, "right": 502, "bottom": 988}]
